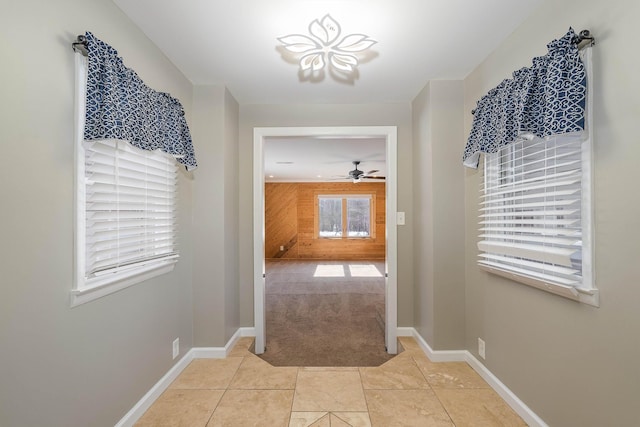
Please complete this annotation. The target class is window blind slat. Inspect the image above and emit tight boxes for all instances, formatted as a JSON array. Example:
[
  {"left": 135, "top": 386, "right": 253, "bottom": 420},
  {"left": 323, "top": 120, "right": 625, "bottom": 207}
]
[
  {"left": 480, "top": 209, "right": 578, "bottom": 218},
  {"left": 477, "top": 240, "right": 578, "bottom": 267},
  {"left": 90, "top": 241, "right": 176, "bottom": 262},
  {"left": 478, "top": 234, "right": 580, "bottom": 246},
  {"left": 480, "top": 198, "right": 580, "bottom": 212},
  {"left": 90, "top": 254, "right": 179, "bottom": 277},
  {"left": 89, "top": 252, "right": 179, "bottom": 276},
  {"left": 479, "top": 254, "right": 581, "bottom": 276},
  {"left": 479, "top": 226, "right": 581, "bottom": 237},
  {"left": 89, "top": 233, "right": 175, "bottom": 250},
  {"left": 480, "top": 188, "right": 580, "bottom": 205},
  {"left": 497, "top": 159, "right": 581, "bottom": 181},
  {"left": 87, "top": 219, "right": 175, "bottom": 232},
  {"left": 481, "top": 176, "right": 581, "bottom": 197},
  {"left": 489, "top": 169, "right": 581, "bottom": 191},
  {"left": 87, "top": 152, "right": 176, "bottom": 176},
  {"left": 87, "top": 173, "right": 175, "bottom": 192},
  {"left": 478, "top": 260, "right": 579, "bottom": 286},
  {"left": 480, "top": 218, "right": 579, "bottom": 226},
  {"left": 87, "top": 202, "right": 175, "bottom": 212}
]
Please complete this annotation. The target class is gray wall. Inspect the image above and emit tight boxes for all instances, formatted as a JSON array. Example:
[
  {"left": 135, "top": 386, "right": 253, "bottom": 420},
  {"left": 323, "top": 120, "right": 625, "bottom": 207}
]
[
  {"left": 0, "top": 0, "right": 195, "bottom": 426},
  {"left": 191, "top": 85, "right": 240, "bottom": 347},
  {"left": 463, "top": 0, "right": 640, "bottom": 425},
  {"left": 238, "top": 104, "right": 415, "bottom": 328},
  {"left": 223, "top": 89, "right": 241, "bottom": 343},
  {"left": 412, "top": 81, "right": 465, "bottom": 350}
]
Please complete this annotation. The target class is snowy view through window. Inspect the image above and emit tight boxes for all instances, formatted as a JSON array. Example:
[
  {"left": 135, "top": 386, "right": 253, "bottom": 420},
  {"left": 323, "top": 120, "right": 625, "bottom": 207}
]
[{"left": 319, "top": 196, "right": 370, "bottom": 238}]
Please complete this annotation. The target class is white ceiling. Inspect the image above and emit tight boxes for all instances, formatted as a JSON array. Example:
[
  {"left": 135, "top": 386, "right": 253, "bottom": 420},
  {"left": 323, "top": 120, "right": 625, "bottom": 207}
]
[
  {"left": 113, "top": 0, "right": 542, "bottom": 181},
  {"left": 113, "top": 0, "right": 542, "bottom": 105},
  {"left": 264, "top": 136, "right": 386, "bottom": 182}
]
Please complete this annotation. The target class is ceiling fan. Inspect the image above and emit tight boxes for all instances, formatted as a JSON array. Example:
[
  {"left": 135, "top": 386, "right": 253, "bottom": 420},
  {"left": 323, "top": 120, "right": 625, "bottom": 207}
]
[{"left": 339, "top": 161, "right": 386, "bottom": 183}]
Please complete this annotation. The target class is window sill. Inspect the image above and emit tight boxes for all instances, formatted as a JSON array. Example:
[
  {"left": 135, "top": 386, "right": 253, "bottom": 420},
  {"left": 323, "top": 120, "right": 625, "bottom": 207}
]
[
  {"left": 318, "top": 236, "right": 373, "bottom": 240},
  {"left": 479, "top": 264, "right": 599, "bottom": 307},
  {"left": 70, "top": 261, "right": 176, "bottom": 307}
]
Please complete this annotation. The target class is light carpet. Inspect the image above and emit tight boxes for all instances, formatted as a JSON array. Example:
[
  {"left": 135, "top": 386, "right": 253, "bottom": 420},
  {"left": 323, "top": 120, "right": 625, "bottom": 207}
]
[{"left": 257, "top": 259, "right": 395, "bottom": 367}]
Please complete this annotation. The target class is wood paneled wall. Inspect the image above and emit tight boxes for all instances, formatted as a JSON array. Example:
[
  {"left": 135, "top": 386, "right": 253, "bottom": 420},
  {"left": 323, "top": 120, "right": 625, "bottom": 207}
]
[{"left": 265, "top": 182, "right": 386, "bottom": 260}]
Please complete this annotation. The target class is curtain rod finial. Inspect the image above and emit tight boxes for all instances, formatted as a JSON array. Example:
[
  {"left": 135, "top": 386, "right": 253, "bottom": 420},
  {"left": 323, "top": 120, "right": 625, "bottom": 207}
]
[
  {"left": 574, "top": 29, "right": 595, "bottom": 49},
  {"left": 72, "top": 34, "right": 88, "bottom": 56}
]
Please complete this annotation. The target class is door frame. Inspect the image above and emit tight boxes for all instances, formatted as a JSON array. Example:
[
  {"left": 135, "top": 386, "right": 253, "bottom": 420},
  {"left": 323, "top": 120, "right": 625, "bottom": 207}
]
[{"left": 253, "top": 126, "right": 398, "bottom": 355}]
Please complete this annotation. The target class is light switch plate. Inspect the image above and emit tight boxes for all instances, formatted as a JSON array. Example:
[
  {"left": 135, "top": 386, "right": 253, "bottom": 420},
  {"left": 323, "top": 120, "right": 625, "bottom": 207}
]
[{"left": 397, "top": 212, "right": 405, "bottom": 225}]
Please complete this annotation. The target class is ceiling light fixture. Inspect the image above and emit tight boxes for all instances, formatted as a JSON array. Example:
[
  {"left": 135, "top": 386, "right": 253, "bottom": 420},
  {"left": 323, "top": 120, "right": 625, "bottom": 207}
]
[{"left": 277, "top": 14, "right": 377, "bottom": 76}]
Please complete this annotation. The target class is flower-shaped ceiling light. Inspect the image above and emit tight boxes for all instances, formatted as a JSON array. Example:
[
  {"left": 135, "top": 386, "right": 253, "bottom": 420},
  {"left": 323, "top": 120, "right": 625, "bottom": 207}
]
[{"left": 277, "top": 14, "right": 377, "bottom": 76}]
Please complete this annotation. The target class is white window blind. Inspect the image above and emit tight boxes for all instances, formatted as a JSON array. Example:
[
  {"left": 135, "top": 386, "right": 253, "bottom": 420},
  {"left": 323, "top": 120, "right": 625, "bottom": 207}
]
[
  {"left": 479, "top": 134, "right": 597, "bottom": 306},
  {"left": 84, "top": 140, "right": 178, "bottom": 278}
]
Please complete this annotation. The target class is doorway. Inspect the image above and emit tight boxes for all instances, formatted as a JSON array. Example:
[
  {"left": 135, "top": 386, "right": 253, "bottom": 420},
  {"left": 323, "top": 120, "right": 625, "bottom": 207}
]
[{"left": 253, "top": 126, "right": 398, "bottom": 356}]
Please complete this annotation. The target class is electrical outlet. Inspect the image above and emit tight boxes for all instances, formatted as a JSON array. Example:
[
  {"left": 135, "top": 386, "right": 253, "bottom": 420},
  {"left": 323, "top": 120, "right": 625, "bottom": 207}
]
[
  {"left": 172, "top": 338, "right": 179, "bottom": 359},
  {"left": 478, "top": 338, "right": 486, "bottom": 359},
  {"left": 280, "top": 245, "right": 284, "bottom": 251}
]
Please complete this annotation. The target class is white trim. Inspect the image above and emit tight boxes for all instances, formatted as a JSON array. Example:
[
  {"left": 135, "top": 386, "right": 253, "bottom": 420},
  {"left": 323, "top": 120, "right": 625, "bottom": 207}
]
[
  {"left": 253, "top": 126, "right": 398, "bottom": 355},
  {"left": 384, "top": 128, "right": 398, "bottom": 354},
  {"left": 408, "top": 328, "right": 467, "bottom": 362},
  {"left": 405, "top": 328, "right": 548, "bottom": 427},
  {"left": 465, "top": 352, "right": 549, "bottom": 427},
  {"left": 70, "top": 264, "right": 175, "bottom": 307},
  {"left": 238, "top": 327, "right": 256, "bottom": 337},
  {"left": 116, "top": 328, "right": 253, "bottom": 426},
  {"left": 396, "top": 327, "right": 415, "bottom": 337},
  {"left": 253, "top": 130, "right": 266, "bottom": 354},
  {"left": 192, "top": 328, "right": 258, "bottom": 358},
  {"left": 115, "top": 349, "right": 195, "bottom": 427},
  {"left": 578, "top": 46, "right": 597, "bottom": 307}
]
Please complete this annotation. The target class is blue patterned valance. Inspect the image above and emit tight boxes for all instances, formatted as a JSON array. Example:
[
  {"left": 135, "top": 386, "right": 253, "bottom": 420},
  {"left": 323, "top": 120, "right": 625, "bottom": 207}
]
[
  {"left": 83, "top": 32, "right": 197, "bottom": 171},
  {"left": 463, "top": 28, "right": 587, "bottom": 168}
]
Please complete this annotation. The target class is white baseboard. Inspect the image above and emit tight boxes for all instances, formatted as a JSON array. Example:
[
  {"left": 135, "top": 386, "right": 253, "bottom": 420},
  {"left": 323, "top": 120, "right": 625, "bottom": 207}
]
[
  {"left": 406, "top": 328, "right": 467, "bottom": 362},
  {"left": 396, "top": 327, "right": 414, "bottom": 337},
  {"left": 403, "top": 327, "right": 548, "bottom": 427},
  {"left": 116, "top": 328, "right": 253, "bottom": 426},
  {"left": 115, "top": 349, "right": 195, "bottom": 427},
  {"left": 238, "top": 326, "right": 256, "bottom": 337},
  {"left": 464, "top": 352, "right": 548, "bottom": 427}
]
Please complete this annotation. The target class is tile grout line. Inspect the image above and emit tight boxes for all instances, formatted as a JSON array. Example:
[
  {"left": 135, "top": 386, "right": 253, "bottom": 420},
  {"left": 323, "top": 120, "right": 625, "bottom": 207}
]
[
  {"left": 356, "top": 366, "right": 373, "bottom": 426},
  {"left": 287, "top": 367, "right": 301, "bottom": 426},
  {"left": 203, "top": 353, "right": 246, "bottom": 426},
  {"left": 409, "top": 354, "right": 457, "bottom": 426}
]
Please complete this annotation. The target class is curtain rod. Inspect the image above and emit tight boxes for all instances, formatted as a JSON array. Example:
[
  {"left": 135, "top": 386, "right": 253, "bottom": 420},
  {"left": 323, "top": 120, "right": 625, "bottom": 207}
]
[
  {"left": 71, "top": 29, "right": 595, "bottom": 57},
  {"left": 573, "top": 29, "right": 595, "bottom": 49},
  {"left": 72, "top": 34, "right": 88, "bottom": 56}
]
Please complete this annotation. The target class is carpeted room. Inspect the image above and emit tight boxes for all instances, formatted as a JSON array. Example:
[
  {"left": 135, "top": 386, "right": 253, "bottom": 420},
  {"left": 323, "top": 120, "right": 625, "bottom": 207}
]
[{"left": 262, "top": 181, "right": 392, "bottom": 366}]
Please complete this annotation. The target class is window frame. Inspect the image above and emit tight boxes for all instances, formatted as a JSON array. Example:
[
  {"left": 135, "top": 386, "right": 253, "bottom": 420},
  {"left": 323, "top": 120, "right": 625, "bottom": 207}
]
[
  {"left": 71, "top": 52, "right": 178, "bottom": 307},
  {"left": 315, "top": 193, "right": 376, "bottom": 240}
]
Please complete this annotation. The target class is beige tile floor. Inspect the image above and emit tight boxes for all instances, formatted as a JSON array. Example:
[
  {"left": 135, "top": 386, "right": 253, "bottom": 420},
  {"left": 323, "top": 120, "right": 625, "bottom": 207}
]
[{"left": 135, "top": 337, "right": 527, "bottom": 426}]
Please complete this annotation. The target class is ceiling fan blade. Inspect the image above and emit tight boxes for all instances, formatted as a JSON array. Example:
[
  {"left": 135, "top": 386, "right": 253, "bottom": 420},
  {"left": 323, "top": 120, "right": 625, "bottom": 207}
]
[
  {"left": 365, "top": 169, "right": 379, "bottom": 175},
  {"left": 363, "top": 176, "right": 386, "bottom": 180}
]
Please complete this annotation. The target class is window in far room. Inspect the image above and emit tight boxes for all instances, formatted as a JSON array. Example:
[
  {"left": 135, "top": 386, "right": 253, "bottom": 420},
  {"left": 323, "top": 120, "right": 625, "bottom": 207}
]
[{"left": 317, "top": 194, "right": 374, "bottom": 238}]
